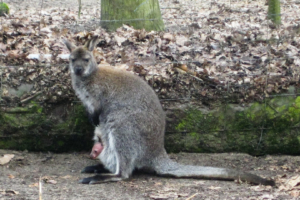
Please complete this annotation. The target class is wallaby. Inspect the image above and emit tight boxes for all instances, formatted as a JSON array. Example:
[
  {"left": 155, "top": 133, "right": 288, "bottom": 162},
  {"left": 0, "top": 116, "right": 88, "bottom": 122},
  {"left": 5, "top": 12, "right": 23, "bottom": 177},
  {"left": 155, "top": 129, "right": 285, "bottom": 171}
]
[{"left": 64, "top": 36, "right": 275, "bottom": 186}]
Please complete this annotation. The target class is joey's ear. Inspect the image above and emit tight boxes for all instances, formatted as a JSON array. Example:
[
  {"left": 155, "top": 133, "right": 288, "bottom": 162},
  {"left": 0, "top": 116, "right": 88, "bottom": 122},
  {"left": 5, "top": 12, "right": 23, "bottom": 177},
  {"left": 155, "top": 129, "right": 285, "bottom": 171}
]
[
  {"left": 84, "top": 35, "right": 99, "bottom": 52},
  {"left": 63, "top": 39, "right": 76, "bottom": 53}
]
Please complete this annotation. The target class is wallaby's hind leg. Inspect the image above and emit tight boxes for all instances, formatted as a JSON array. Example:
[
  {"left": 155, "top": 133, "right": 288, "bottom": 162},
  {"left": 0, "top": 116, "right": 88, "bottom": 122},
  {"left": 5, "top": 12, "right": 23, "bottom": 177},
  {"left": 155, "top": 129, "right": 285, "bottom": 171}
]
[
  {"left": 80, "top": 164, "right": 120, "bottom": 184},
  {"left": 81, "top": 164, "right": 110, "bottom": 174},
  {"left": 79, "top": 157, "right": 132, "bottom": 184},
  {"left": 79, "top": 157, "right": 131, "bottom": 184}
]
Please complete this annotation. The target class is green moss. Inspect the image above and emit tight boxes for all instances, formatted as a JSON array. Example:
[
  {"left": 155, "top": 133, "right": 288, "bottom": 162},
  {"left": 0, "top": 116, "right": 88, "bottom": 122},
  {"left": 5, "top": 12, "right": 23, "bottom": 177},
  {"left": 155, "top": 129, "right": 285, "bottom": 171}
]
[
  {"left": 1, "top": 102, "right": 45, "bottom": 132},
  {"left": 174, "top": 96, "right": 300, "bottom": 155},
  {"left": 2, "top": 95, "right": 300, "bottom": 155},
  {"left": 0, "top": 140, "right": 16, "bottom": 149},
  {"left": 52, "top": 104, "right": 93, "bottom": 135},
  {"left": 0, "top": 102, "right": 94, "bottom": 152},
  {"left": 0, "top": 2, "right": 9, "bottom": 16},
  {"left": 57, "top": 140, "right": 65, "bottom": 147}
]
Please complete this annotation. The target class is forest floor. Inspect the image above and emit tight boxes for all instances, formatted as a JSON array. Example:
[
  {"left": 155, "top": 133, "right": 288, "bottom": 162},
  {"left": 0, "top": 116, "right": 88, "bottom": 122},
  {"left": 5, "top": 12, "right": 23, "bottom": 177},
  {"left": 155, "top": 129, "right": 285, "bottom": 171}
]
[{"left": 1, "top": 149, "right": 300, "bottom": 200}]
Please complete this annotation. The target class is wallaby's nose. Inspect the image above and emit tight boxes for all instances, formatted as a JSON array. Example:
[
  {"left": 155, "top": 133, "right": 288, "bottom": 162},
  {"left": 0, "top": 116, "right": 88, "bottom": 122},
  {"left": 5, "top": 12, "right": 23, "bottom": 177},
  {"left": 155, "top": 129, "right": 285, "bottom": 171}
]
[{"left": 74, "top": 67, "right": 83, "bottom": 76}]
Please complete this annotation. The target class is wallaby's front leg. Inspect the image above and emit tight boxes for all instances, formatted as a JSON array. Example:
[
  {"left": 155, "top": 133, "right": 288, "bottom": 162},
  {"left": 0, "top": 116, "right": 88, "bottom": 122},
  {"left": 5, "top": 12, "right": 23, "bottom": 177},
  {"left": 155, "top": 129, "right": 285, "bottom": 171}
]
[
  {"left": 79, "top": 173, "right": 123, "bottom": 184},
  {"left": 81, "top": 164, "right": 110, "bottom": 174}
]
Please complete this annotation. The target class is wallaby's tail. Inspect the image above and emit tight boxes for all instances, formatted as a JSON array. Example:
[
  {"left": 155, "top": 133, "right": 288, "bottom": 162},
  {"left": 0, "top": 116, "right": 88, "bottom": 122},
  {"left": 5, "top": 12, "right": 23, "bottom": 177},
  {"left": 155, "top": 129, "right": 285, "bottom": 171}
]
[{"left": 152, "top": 156, "right": 275, "bottom": 186}]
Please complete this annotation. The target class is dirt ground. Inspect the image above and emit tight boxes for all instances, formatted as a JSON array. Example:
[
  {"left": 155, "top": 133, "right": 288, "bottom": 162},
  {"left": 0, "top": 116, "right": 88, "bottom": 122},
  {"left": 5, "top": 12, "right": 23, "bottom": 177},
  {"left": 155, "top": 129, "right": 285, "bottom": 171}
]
[{"left": 1, "top": 149, "right": 299, "bottom": 200}]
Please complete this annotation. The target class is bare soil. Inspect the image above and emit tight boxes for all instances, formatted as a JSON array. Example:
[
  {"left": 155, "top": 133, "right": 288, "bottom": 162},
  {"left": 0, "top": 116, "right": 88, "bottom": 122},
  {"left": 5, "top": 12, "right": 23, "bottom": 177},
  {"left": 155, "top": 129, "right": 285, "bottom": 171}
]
[{"left": 1, "top": 149, "right": 299, "bottom": 200}]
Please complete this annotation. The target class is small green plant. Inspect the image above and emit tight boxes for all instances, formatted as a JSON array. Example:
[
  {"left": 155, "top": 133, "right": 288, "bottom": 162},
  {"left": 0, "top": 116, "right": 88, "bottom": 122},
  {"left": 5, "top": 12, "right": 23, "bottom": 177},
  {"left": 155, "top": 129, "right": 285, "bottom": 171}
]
[{"left": 0, "top": 2, "right": 9, "bottom": 16}]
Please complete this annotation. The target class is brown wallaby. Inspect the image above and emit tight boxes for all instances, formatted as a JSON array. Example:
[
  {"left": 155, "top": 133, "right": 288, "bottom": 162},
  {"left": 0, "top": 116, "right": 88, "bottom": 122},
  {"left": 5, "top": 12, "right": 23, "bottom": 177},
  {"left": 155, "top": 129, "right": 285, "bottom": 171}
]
[{"left": 63, "top": 36, "right": 275, "bottom": 186}]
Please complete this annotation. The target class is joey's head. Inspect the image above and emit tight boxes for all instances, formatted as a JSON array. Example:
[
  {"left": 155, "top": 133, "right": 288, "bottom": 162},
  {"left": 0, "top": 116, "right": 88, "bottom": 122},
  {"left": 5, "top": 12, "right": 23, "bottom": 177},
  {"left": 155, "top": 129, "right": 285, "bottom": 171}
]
[{"left": 64, "top": 36, "right": 99, "bottom": 78}]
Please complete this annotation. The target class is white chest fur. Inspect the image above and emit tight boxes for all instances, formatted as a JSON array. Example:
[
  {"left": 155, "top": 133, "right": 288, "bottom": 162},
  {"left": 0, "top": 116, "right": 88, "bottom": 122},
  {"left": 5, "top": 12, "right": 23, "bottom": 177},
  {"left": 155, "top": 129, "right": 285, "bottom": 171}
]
[{"left": 75, "top": 88, "right": 95, "bottom": 114}]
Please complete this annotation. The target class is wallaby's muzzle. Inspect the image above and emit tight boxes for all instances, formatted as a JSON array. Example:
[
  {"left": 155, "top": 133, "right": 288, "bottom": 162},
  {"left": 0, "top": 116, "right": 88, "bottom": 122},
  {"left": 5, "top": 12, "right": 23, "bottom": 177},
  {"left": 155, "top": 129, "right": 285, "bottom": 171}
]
[{"left": 74, "top": 66, "right": 84, "bottom": 76}]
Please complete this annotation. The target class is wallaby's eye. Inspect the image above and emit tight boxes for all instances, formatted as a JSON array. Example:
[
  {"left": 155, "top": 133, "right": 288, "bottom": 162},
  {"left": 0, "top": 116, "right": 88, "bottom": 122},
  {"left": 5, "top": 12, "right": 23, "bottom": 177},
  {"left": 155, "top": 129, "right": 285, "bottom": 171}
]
[
  {"left": 84, "top": 59, "right": 89, "bottom": 62},
  {"left": 71, "top": 58, "right": 75, "bottom": 62}
]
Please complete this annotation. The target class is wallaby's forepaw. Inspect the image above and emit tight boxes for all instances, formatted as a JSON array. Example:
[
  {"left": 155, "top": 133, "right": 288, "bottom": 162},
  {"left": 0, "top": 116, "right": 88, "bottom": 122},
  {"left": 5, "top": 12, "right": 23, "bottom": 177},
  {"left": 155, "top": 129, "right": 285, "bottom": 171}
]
[
  {"left": 79, "top": 174, "right": 123, "bottom": 184},
  {"left": 81, "top": 164, "right": 110, "bottom": 174}
]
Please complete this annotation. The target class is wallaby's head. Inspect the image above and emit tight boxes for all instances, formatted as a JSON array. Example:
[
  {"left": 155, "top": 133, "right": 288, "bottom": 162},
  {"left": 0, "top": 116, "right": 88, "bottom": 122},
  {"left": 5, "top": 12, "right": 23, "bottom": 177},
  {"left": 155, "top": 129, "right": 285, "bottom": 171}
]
[{"left": 64, "top": 36, "right": 99, "bottom": 77}]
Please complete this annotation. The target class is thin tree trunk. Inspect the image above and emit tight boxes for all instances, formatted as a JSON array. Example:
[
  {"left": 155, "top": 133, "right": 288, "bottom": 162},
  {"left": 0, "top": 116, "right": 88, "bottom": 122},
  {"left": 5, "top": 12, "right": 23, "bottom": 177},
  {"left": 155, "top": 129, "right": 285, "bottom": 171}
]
[
  {"left": 78, "top": 0, "right": 82, "bottom": 19},
  {"left": 101, "top": 0, "right": 165, "bottom": 31},
  {"left": 268, "top": 0, "right": 281, "bottom": 26}
]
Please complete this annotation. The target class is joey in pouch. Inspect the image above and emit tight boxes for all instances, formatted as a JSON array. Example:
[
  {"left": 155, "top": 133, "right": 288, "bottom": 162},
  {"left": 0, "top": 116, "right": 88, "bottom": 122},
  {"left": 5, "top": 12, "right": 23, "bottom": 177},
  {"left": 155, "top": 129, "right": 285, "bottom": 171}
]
[{"left": 64, "top": 36, "right": 275, "bottom": 186}]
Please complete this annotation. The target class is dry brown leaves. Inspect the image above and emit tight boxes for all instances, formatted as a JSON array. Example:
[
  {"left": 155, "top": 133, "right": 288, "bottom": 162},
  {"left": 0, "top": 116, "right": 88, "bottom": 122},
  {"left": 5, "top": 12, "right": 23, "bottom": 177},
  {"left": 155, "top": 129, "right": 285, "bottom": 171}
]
[
  {"left": 0, "top": 0, "right": 300, "bottom": 102},
  {"left": 0, "top": 154, "right": 14, "bottom": 165},
  {"left": 278, "top": 175, "right": 300, "bottom": 198}
]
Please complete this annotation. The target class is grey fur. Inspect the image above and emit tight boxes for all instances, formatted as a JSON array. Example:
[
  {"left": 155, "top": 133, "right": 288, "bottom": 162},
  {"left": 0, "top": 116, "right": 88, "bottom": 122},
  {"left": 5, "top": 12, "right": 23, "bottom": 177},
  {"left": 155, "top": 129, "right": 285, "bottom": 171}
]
[{"left": 64, "top": 36, "right": 275, "bottom": 186}]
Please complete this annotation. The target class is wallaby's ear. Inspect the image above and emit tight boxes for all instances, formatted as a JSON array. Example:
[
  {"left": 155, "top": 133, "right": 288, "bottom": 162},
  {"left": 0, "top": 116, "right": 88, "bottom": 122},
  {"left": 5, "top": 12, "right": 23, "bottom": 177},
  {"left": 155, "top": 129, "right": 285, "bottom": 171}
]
[
  {"left": 84, "top": 35, "right": 99, "bottom": 52},
  {"left": 63, "top": 39, "right": 76, "bottom": 53}
]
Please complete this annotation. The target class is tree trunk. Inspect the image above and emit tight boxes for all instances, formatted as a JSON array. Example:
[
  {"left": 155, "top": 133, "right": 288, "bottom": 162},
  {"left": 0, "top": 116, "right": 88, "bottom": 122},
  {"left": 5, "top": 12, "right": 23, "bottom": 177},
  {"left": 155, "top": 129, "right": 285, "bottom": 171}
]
[
  {"left": 268, "top": 0, "right": 281, "bottom": 26},
  {"left": 100, "top": 0, "right": 165, "bottom": 32}
]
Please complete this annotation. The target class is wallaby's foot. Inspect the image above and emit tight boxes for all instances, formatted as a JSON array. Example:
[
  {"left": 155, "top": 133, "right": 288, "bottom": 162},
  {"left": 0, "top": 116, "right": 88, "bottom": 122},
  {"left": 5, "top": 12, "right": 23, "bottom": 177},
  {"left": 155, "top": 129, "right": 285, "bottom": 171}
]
[
  {"left": 79, "top": 174, "right": 123, "bottom": 184},
  {"left": 259, "top": 179, "right": 276, "bottom": 186},
  {"left": 81, "top": 164, "right": 110, "bottom": 174}
]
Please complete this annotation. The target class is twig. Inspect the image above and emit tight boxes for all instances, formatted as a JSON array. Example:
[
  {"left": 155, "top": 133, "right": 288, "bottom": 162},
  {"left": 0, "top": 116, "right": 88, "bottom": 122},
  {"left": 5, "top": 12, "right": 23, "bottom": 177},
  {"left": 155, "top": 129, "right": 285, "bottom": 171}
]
[
  {"left": 185, "top": 193, "right": 198, "bottom": 200},
  {"left": 39, "top": 176, "right": 42, "bottom": 200},
  {"left": 20, "top": 91, "right": 42, "bottom": 104}
]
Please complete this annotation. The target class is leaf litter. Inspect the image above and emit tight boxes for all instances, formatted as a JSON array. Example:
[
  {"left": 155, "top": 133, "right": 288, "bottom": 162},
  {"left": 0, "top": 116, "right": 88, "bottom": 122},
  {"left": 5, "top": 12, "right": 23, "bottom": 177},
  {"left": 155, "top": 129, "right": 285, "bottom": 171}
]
[{"left": 1, "top": 0, "right": 300, "bottom": 104}]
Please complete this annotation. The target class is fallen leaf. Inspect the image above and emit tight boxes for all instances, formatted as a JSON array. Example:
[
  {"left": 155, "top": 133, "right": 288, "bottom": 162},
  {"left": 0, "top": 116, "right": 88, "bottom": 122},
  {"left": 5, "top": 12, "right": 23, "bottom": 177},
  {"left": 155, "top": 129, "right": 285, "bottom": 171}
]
[
  {"left": 163, "top": 33, "right": 174, "bottom": 41},
  {"left": 251, "top": 185, "right": 273, "bottom": 192},
  {"left": 8, "top": 174, "right": 15, "bottom": 179},
  {"left": 154, "top": 182, "right": 163, "bottom": 186},
  {"left": 0, "top": 189, "right": 19, "bottom": 195},
  {"left": 0, "top": 154, "right": 15, "bottom": 165},
  {"left": 46, "top": 179, "right": 57, "bottom": 184},
  {"left": 290, "top": 190, "right": 300, "bottom": 197},
  {"left": 29, "top": 183, "right": 39, "bottom": 187},
  {"left": 60, "top": 175, "right": 72, "bottom": 179},
  {"left": 286, "top": 175, "right": 300, "bottom": 187},
  {"left": 208, "top": 186, "right": 221, "bottom": 190},
  {"left": 114, "top": 35, "right": 126, "bottom": 46}
]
